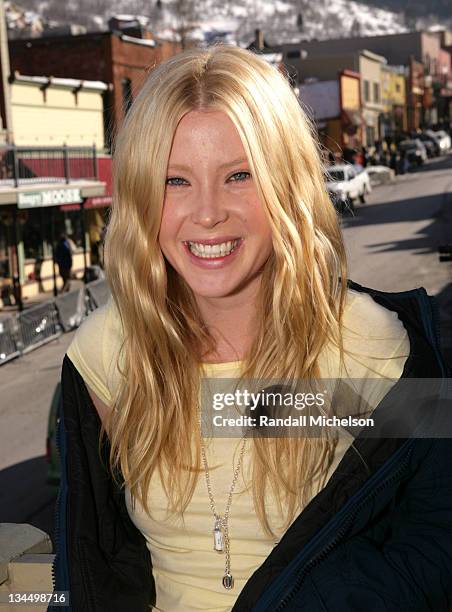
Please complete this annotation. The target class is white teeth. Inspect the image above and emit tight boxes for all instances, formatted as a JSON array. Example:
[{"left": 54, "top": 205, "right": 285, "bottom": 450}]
[{"left": 187, "top": 239, "right": 240, "bottom": 258}]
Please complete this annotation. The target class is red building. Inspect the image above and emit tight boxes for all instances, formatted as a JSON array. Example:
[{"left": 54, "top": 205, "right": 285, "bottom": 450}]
[{"left": 8, "top": 27, "right": 180, "bottom": 150}]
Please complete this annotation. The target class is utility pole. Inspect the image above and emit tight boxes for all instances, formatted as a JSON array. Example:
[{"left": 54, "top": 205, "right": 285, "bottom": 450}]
[{"left": 0, "top": 0, "right": 12, "bottom": 143}]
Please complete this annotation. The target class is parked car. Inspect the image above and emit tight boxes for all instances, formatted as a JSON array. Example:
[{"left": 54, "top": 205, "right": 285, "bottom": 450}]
[
  {"left": 325, "top": 163, "right": 372, "bottom": 213},
  {"left": 416, "top": 132, "right": 440, "bottom": 157},
  {"left": 436, "top": 130, "right": 451, "bottom": 151},
  {"left": 426, "top": 129, "right": 451, "bottom": 154},
  {"left": 398, "top": 139, "right": 428, "bottom": 167},
  {"left": 365, "top": 165, "right": 395, "bottom": 186}
]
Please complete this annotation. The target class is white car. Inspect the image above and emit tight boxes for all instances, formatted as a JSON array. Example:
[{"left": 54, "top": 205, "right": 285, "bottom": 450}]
[
  {"left": 325, "top": 164, "right": 372, "bottom": 212},
  {"left": 399, "top": 139, "right": 428, "bottom": 166},
  {"left": 426, "top": 129, "right": 451, "bottom": 154}
]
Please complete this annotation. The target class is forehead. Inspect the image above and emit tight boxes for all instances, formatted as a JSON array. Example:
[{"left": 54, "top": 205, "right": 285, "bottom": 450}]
[{"left": 168, "top": 110, "right": 247, "bottom": 165}]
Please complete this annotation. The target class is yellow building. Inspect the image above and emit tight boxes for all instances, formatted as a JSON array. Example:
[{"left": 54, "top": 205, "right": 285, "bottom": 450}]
[
  {"left": 9, "top": 72, "right": 108, "bottom": 149},
  {"left": 380, "top": 65, "right": 407, "bottom": 137},
  {"left": 319, "top": 72, "right": 362, "bottom": 156},
  {"left": 0, "top": 73, "right": 110, "bottom": 306}
]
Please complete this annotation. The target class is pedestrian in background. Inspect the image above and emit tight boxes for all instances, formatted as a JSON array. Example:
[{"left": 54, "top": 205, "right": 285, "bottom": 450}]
[
  {"left": 54, "top": 233, "right": 73, "bottom": 293},
  {"left": 362, "top": 145, "right": 369, "bottom": 167},
  {"left": 98, "top": 224, "right": 107, "bottom": 269}
]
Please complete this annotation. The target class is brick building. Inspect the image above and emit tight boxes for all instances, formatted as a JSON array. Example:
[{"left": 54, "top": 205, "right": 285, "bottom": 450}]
[{"left": 7, "top": 29, "right": 180, "bottom": 150}]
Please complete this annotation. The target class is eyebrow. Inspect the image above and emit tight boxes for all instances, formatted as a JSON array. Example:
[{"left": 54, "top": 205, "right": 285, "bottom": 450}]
[{"left": 167, "top": 157, "right": 249, "bottom": 172}]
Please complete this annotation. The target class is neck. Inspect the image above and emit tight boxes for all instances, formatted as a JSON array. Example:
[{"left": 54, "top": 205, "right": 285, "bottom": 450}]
[{"left": 197, "top": 286, "right": 260, "bottom": 364}]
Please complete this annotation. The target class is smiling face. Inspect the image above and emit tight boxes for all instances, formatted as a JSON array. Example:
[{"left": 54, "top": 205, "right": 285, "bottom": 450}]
[{"left": 158, "top": 110, "right": 274, "bottom": 305}]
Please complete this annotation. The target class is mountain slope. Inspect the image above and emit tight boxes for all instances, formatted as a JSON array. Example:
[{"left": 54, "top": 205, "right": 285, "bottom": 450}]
[
  {"left": 3, "top": 0, "right": 428, "bottom": 45},
  {"left": 358, "top": 0, "right": 452, "bottom": 19}
]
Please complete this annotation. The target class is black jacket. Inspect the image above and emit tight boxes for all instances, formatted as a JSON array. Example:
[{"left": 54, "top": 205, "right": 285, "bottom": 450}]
[
  {"left": 54, "top": 239, "right": 73, "bottom": 270},
  {"left": 49, "top": 279, "right": 452, "bottom": 611}
]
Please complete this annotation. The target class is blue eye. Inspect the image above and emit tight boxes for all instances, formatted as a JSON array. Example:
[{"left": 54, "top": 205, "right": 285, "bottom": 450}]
[
  {"left": 166, "top": 177, "right": 188, "bottom": 186},
  {"left": 228, "top": 171, "right": 251, "bottom": 182}
]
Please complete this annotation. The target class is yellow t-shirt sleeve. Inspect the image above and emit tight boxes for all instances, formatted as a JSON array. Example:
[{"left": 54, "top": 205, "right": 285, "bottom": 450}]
[
  {"left": 66, "top": 302, "right": 113, "bottom": 407},
  {"left": 341, "top": 288, "right": 410, "bottom": 378}
]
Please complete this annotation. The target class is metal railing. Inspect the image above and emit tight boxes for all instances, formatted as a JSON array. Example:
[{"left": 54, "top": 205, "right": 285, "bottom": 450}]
[
  {"left": 0, "top": 279, "right": 110, "bottom": 366},
  {"left": 16, "top": 302, "right": 62, "bottom": 354},
  {"left": 0, "top": 144, "right": 98, "bottom": 187},
  {"left": 0, "top": 315, "right": 20, "bottom": 364}
]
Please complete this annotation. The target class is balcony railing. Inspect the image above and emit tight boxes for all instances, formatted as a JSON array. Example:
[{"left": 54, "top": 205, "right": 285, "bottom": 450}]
[{"left": 0, "top": 144, "right": 98, "bottom": 187}]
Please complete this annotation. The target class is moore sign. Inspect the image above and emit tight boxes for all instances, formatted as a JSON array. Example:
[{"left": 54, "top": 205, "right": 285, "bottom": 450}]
[{"left": 18, "top": 188, "right": 83, "bottom": 209}]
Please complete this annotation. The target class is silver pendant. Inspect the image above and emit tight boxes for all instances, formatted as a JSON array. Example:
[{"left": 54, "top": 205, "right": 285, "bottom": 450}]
[
  {"left": 213, "top": 520, "right": 224, "bottom": 552},
  {"left": 223, "top": 572, "right": 234, "bottom": 590}
]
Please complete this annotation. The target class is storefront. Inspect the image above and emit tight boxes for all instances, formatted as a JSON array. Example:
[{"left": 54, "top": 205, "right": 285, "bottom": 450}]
[{"left": 0, "top": 180, "right": 106, "bottom": 309}]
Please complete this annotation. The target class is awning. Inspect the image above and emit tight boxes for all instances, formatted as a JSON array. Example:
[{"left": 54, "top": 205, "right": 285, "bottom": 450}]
[{"left": 341, "top": 109, "right": 362, "bottom": 127}]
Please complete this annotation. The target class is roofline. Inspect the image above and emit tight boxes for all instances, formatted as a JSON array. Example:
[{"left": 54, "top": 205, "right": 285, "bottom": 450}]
[
  {"left": 340, "top": 69, "right": 360, "bottom": 80},
  {"left": 359, "top": 48, "right": 388, "bottom": 64},
  {"left": 9, "top": 71, "right": 110, "bottom": 91},
  {"left": 8, "top": 29, "right": 162, "bottom": 48},
  {"left": 277, "top": 29, "right": 442, "bottom": 49},
  {"left": 9, "top": 30, "right": 112, "bottom": 45}
]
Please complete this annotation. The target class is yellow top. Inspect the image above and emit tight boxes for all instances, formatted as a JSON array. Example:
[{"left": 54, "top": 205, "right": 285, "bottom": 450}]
[{"left": 66, "top": 288, "right": 410, "bottom": 611}]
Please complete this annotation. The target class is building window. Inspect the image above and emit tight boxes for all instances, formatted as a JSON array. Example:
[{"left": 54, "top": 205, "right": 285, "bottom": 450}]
[
  {"left": 395, "top": 83, "right": 401, "bottom": 93},
  {"left": 366, "top": 125, "right": 375, "bottom": 146},
  {"left": 363, "top": 80, "right": 370, "bottom": 103},
  {"left": 121, "top": 78, "right": 133, "bottom": 115},
  {"left": 373, "top": 82, "right": 380, "bottom": 104},
  {"left": 432, "top": 58, "right": 438, "bottom": 76}
]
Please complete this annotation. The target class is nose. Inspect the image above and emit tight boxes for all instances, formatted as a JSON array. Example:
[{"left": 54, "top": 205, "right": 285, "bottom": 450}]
[{"left": 190, "top": 187, "right": 228, "bottom": 228}]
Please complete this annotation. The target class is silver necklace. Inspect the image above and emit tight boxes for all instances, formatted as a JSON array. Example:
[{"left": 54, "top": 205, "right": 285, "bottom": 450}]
[{"left": 199, "top": 433, "right": 248, "bottom": 590}]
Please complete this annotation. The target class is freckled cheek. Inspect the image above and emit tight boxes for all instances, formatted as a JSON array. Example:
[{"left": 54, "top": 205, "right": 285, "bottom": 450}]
[
  {"left": 244, "top": 197, "right": 273, "bottom": 238},
  {"left": 159, "top": 202, "right": 186, "bottom": 246},
  {"left": 235, "top": 195, "right": 265, "bottom": 222}
]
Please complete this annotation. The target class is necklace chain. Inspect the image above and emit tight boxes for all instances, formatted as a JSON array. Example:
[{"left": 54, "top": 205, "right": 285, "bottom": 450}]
[{"left": 199, "top": 412, "right": 248, "bottom": 590}]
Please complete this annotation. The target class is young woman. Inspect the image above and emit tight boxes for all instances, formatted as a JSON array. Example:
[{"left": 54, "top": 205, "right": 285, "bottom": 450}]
[{"left": 51, "top": 45, "right": 452, "bottom": 612}]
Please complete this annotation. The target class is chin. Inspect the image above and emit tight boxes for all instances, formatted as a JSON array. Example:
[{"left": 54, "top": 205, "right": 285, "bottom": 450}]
[{"left": 186, "top": 282, "right": 239, "bottom": 300}]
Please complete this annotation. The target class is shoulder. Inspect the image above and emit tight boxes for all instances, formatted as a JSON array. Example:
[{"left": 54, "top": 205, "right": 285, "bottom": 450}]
[
  {"left": 320, "top": 287, "right": 410, "bottom": 379},
  {"left": 66, "top": 298, "right": 124, "bottom": 406},
  {"left": 343, "top": 287, "right": 407, "bottom": 337}
]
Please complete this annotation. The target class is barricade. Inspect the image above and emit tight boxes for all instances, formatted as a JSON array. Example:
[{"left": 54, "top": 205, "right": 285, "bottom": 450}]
[
  {"left": 54, "top": 286, "right": 87, "bottom": 332},
  {"left": 86, "top": 278, "right": 109, "bottom": 310},
  {"left": 0, "top": 315, "right": 21, "bottom": 365},
  {"left": 16, "top": 302, "right": 62, "bottom": 354},
  {"left": 0, "top": 279, "right": 111, "bottom": 366}
]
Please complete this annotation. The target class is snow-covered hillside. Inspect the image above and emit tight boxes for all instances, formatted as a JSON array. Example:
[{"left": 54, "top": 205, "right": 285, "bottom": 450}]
[{"left": 3, "top": 0, "right": 432, "bottom": 46}]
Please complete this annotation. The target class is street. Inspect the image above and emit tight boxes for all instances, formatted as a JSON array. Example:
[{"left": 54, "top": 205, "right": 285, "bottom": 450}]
[
  {"left": 0, "top": 154, "right": 451, "bottom": 549},
  {"left": 341, "top": 154, "right": 452, "bottom": 363}
]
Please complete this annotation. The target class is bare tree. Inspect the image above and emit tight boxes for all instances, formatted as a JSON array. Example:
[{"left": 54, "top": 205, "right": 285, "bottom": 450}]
[
  {"left": 173, "top": 0, "right": 199, "bottom": 49},
  {"left": 350, "top": 18, "right": 361, "bottom": 38}
]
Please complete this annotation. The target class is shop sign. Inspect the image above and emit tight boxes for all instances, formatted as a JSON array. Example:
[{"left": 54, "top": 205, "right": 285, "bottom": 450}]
[{"left": 17, "top": 188, "right": 82, "bottom": 209}]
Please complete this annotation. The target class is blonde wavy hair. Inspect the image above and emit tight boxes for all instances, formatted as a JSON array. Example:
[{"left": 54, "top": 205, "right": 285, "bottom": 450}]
[{"left": 102, "top": 44, "right": 349, "bottom": 537}]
